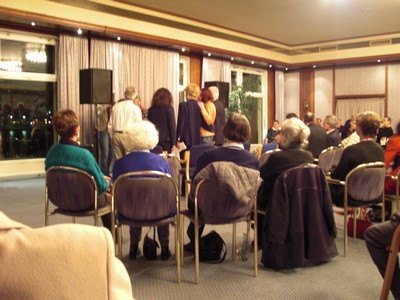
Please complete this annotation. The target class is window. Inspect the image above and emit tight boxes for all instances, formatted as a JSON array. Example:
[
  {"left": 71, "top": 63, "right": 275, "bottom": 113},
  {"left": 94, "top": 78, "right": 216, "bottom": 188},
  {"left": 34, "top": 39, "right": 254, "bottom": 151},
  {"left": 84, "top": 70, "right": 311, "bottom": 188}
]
[
  {"left": 230, "top": 66, "right": 267, "bottom": 144},
  {"left": 0, "top": 30, "right": 57, "bottom": 160}
]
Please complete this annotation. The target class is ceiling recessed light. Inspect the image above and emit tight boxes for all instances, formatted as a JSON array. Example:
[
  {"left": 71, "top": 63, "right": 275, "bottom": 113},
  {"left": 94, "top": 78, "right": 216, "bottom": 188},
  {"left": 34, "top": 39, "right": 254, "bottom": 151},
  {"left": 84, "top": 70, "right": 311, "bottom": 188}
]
[
  {"left": 251, "top": 61, "right": 254, "bottom": 64},
  {"left": 207, "top": 53, "right": 211, "bottom": 57},
  {"left": 269, "top": 64, "right": 272, "bottom": 68},
  {"left": 231, "top": 57, "right": 234, "bottom": 61},
  {"left": 31, "top": 22, "right": 36, "bottom": 27},
  {"left": 377, "top": 59, "right": 381, "bottom": 63},
  {"left": 181, "top": 48, "right": 185, "bottom": 52},
  {"left": 117, "top": 36, "right": 121, "bottom": 41},
  {"left": 77, "top": 28, "right": 83, "bottom": 35},
  {"left": 313, "top": 65, "right": 316, "bottom": 68},
  {"left": 285, "top": 68, "right": 288, "bottom": 71}
]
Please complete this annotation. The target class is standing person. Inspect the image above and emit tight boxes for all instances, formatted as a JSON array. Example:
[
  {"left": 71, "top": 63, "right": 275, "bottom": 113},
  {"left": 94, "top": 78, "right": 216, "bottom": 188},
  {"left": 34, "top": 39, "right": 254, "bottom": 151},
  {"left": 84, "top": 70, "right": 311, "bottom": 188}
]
[
  {"left": 323, "top": 115, "right": 341, "bottom": 147},
  {"left": 209, "top": 86, "right": 226, "bottom": 146},
  {"left": 176, "top": 83, "right": 202, "bottom": 150},
  {"left": 184, "top": 113, "right": 259, "bottom": 251},
  {"left": 108, "top": 86, "right": 142, "bottom": 159},
  {"left": 304, "top": 112, "right": 328, "bottom": 158},
  {"left": 198, "top": 87, "right": 216, "bottom": 144},
  {"left": 263, "top": 120, "right": 280, "bottom": 144},
  {"left": 147, "top": 88, "right": 176, "bottom": 153},
  {"left": 112, "top": 120, "right": 173, "bottom": 260},
  {"left": 330, "top": 111, "right": 384, "bottom": 207},
  {"left": 96, "top": 103, "right": 113, "bottom": 176},
  {"left": 45, "top": 109, "right": 111, "bottom": 231},
  {"left": 377, "top": 116, "right": 394, "bottom": 147}
]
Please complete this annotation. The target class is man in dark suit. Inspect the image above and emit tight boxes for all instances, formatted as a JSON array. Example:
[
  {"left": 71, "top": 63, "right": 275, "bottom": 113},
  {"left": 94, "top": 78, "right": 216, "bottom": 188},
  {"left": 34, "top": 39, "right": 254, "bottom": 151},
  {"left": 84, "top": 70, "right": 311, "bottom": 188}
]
[
  {"left": 323, "top": 115, "right": 341, "bottom": 147},
  {"left": 209, "top": 86, "right": 226, "bottom": 146},
  {"left": 304, "top": 112, "right": 328, "bottom": 158}
]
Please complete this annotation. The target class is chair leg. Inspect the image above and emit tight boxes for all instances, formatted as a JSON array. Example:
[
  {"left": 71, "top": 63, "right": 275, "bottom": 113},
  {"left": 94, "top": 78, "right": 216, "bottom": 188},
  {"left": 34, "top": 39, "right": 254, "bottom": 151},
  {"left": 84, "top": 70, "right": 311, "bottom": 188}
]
[
  {"left": 194, "top": 221, "right": 200, "bottom": 284},
  {"left": 118, "top": 225, "right": 123, "bottom": 259},
  {"left": 72, "top": 216, "right": 76, "bottom": 224},
  {"left": 344, "top": 208, "right": 348, "bottom": 257},
  {"left": 253, "top": 210, "right": 258, "bottom": 277},
  {"left": 232, "top": 223, "right": 236, "bottom": 261},
  {"left": 180, "top": 215, "right": 184, "bottom": 266},
  {"left": 175, "top": 217, "right": 181, "bottom": 284}
]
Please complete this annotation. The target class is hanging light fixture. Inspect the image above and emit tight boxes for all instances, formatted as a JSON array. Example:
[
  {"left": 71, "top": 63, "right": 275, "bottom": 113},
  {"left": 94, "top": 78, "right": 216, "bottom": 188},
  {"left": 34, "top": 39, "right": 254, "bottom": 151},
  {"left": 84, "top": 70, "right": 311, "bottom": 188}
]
[{"left": 25, "top": 44, "right": 47, "bottom": 63}]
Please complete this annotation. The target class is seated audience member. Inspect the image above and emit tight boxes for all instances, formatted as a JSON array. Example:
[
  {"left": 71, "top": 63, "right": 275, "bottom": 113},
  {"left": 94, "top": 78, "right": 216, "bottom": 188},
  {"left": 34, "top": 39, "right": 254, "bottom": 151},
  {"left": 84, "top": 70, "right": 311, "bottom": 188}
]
[
  {"left": 184, "top": 113, "right": 259, "bottom": 252},
  {"left": 257, "top": 117, "right": 313, "bottom": 218},
  {"left": 286, "top": 112, "right": 298, "bottom": 119},
  {"left": 377, "top": 116, "right": 394, "bottom": 148},
  {"left": 0, "top": 211, "right": 133, "bottom": 299},
  {"left": 198, "top": 87, "right": 216, "bottom": 144},
  {"left": 384, "top": 121, "right": 400, "bottom": 195},
  {"left": 336, "top": 118, "right": 345, "bottom": 138},
  {"left": 112, "top": 120, "right": 173, "bottom": 260},
  {"left": 323, "top": 115, "right": 341, "bottom": 147},
  {"left": 263, "top": 120, "right": 280, "bottom": 144},
  {"left": 45, "top": 109, "right": 111, "bottom": 231},
  {"left": 261, "top": 133, "right": 280, "bottom": 154},
  {"left": 330, "top": 111, "right": 384, "bottom": 207},
  {"left": 341, "top": 116, "right": 360, "bottom": 148},
  {"left": 341, "top": 117, "right": 356, "bottom": 140},
  {"left": 304, "top": 112, "right": 328, "bottom": 158},
  {"left": 364, "top": 213, "right": 400, "bottom": 300}
]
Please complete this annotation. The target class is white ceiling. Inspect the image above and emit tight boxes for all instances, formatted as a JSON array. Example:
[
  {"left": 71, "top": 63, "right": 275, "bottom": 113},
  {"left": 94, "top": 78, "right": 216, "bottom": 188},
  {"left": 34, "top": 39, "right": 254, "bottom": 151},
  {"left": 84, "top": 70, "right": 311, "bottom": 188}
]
[{"left": 122, "top": 0, "right": 400, "bottom": 47}]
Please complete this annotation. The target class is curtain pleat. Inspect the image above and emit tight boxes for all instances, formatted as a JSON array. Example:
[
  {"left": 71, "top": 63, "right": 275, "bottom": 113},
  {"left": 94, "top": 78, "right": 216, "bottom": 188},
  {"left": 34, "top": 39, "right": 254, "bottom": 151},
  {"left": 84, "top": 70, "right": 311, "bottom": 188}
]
[
  {"left": 201, "top": 58, "right": 231, "bottom": 86},
  {"left": 336, "top": 98, "right": 384, "bottom": 122}
]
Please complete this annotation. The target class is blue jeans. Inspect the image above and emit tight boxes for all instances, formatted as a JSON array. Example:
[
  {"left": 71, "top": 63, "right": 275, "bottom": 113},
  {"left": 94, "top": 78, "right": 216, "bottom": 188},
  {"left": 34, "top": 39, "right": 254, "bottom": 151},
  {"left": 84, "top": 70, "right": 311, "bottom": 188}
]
[{"left": 98, "top": 131, "right": 113, "bottom": 175}]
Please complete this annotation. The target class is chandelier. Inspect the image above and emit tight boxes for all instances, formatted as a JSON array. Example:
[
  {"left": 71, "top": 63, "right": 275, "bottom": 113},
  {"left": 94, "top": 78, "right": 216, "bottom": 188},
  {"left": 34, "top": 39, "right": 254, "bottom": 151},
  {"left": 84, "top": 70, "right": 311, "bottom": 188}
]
[
  {"left": 0, "top": 60, "right": 22, "bottom": 72},
  {"left": 25, "top": 44, "right": 47, "bottom": 63}
]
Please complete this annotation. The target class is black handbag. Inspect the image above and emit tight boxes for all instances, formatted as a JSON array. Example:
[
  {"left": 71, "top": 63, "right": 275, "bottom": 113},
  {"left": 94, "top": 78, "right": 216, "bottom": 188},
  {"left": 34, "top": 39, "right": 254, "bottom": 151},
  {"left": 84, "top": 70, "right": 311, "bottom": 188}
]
[
  {"left": 143, "top": 227, "right": 159, "bottom": 260},
  {"left": 199, "top": 230, "right": 227, "bottom": 263}
]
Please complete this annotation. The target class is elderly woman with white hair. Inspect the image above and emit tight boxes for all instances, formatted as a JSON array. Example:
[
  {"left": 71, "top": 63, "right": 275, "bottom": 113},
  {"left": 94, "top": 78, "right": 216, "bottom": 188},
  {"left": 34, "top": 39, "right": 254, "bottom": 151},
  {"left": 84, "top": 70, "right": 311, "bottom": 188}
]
[
  {"left": 112, "top": 120, "right": 172, "bottom": 261},
  {"left": 256, "top": 118, "right": 314, "bottom": 243}
]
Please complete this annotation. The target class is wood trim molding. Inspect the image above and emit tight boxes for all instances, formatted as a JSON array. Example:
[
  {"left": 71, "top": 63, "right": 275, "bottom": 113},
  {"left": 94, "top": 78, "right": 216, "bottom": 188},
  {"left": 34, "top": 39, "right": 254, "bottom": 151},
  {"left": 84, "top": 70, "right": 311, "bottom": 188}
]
[
  {"left": 335, "top": 94, "right": 386, "bottom": 99},
  {"left": 267, "top": 69, "right": 275, "bottom": 127}
]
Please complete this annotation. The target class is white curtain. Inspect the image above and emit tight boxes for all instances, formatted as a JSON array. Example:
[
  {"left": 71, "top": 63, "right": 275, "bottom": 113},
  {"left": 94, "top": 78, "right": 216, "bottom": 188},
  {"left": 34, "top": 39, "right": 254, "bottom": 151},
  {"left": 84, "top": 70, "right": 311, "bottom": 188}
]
[
  {"left": 201, "top": 58, "right": 231, "bottom": 86},
  {"left": 336, "top": 98, "right": 384, "bottom": 122},
  {"left": 275, "top": 70, "right": 285, "bottom": 123},
  {"left": 90, "top": 39, "right": 179, "bottom": 115},
  {"left": 59, "top": 34, "right": 94, "bottom": 144}
]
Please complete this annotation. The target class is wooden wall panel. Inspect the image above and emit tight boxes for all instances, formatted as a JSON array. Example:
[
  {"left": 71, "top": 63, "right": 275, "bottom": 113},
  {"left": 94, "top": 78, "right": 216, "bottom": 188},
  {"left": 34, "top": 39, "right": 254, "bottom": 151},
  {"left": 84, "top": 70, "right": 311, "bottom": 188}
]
[
  {"left": 267, "top": 69, "right": 275, "bottom": 127},
  {"left": 190, "top": 55, "right": 202, "bottom": 87},
  {"left": 299, "top": 70, "right": 314, "bottom": 119}
]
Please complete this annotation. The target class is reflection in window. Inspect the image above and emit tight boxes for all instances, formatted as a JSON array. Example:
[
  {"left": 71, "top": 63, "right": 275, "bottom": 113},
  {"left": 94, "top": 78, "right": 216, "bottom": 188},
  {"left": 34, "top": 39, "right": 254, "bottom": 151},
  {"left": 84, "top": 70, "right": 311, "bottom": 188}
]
[{"left": 0, "top": 81, "right": 55, "bottom": 159}]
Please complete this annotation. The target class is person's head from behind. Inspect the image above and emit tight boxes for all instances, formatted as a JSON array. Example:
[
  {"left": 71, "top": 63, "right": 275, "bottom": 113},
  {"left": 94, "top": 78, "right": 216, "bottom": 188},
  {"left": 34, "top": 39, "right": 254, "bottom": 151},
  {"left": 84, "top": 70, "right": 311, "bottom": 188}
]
[
  {"left": 184, "top": 83, "right": 201, "bottom": 100},
  {"left": 208, "top": 86, "right": 219, "bottom": 101},
  {"left": 52, "top": 109, "right": 79, "bottom": 140},
  {"left": 151, "top": 88, "right": 173, "bottom": 108},
  {"left": 355, "top": 111, "right": 381, "bottom": 138},
  {"left": 304, "top": 112, "right": 315, "bottom": 125},
  {"left": 223, "top": 113, "right": 251, "bottom": 143},
  {"left": 344, "top": 116, "right": 356, "bottom": 133},
  {"left": 279, "top": 118, "right": 310, "bottom": 150},
  {"left": 323, "top": 115, "right": 338, "bottom": 131},
  {"left": 200, "top": 88, "right": 214, "bottom": 103},
  {"left": 124, "top": 120, "right": 159, "bottom": 152},
  {"left": 124, "top": 86, "right": 137, "bottom": 100},
  {"left": 133, "top": 96, "right": 141, "bottom": 107},
  {"left": 286, "top": 112, "right": 298, "bottom": 119}
]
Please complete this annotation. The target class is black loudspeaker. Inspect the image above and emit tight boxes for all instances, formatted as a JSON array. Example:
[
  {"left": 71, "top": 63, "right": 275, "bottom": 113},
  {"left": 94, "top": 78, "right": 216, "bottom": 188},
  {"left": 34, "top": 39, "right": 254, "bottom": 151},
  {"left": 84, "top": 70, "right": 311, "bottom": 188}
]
[
  {"left": 204, "top": 81, "right": 229, "bottom": 108},
  {"left": 79, "top": 69, "right": 113, "bottom": 104}
]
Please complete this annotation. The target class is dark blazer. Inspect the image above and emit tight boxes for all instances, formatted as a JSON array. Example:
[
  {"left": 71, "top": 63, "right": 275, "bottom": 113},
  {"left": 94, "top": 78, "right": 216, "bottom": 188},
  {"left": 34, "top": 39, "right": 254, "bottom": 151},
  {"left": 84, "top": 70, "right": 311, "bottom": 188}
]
[
  {"left": 193, "top": 146, "right": 259, "bottom": 178},
  {"left": 330, "top": 140, "right": 384, "bottom": 206},
  {"left": 214, "top": 100, "right": 226, "bottom": 146},
  {"left": 258, "top": 149, "right": 314, "bottom": 209},
  {"left": 176, "top": 99, "right": 202, "bottom": 149},
  {"left": 147, "top": 105, "right": 176, "bottom": 152},
  {"left": 307, "top": 123, "right": 328, "bottom": 158},
  {"left": 262, "top": 164, "right": 338, "bottom": 270},
  {"left": 327, "top": 129, "right": 341, "bottom": 147}
]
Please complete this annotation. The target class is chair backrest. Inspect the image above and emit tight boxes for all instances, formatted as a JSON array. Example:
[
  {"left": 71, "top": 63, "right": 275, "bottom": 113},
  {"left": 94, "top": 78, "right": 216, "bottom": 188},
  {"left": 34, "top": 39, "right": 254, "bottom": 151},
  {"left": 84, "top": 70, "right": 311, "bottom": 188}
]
[
  {"left": 163, "top": 154, "right": 181, "bottom": 185},
  {"left": 46, "top": 166, "right": 97, "bottom": 211},
  {"left": 346, "top": 162, "right": 386, "bottom": 202},
  {"left": 259, "top": 148, "right": 282, "bottom": 168},
  {"left": 113, "top": 171, "right": 178, "bottom": 221},
  {"left": 182, "top": 143, "right": 216, "bottom": 179},
  {"left": 318, "top": 146, "right": 342, "bottom": 174},
  {"left": 193, "top": 161, "right": 261, "bottom": 223}
]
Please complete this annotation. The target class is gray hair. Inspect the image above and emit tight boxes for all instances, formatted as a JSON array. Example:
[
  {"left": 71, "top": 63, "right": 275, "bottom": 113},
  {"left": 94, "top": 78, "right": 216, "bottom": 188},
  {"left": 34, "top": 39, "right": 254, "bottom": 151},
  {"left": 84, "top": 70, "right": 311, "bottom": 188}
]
[
  {"left": 279, "top": 118, "right": 310, "bottom": 149},
  {"left": 324, "top": 115, "right": 338, "bottom": 129},
  {"left": 123, "top": 121, "right": 159, "bottom": 152},
  {"left": 208, "top": 86, "right": 219, "bottom": 101},
  {"left": 124, "top": 86, "right": 137, "bottom": 100}
]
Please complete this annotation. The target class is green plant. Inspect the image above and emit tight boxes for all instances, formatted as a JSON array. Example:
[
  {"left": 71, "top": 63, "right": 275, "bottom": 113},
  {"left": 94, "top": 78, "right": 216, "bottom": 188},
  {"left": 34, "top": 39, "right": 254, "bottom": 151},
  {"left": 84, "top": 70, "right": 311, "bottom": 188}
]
[{"left": 227, "top": 75, "right": 259, "bottom": 119}]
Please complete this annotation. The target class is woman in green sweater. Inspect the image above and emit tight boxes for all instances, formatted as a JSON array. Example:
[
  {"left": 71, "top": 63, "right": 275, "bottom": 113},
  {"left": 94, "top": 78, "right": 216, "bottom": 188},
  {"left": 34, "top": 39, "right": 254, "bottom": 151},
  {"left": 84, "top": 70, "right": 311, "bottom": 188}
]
[{"left": 45, "top": 109, "right": 111, "bottom": 230}]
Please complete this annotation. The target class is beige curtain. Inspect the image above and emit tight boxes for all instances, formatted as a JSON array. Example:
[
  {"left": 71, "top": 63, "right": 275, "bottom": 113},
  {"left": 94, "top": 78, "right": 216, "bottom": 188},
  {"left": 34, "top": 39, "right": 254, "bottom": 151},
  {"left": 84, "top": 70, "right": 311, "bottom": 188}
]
[
  {"left": 336, "top": 98, "right": 384, "bottom": 122},
  {"left": 201, "top": 58, "right": 231, "bottom": 86},
  {"left": 59, "top": 34, "right": 95, "bottom": 145},
  {"left": 90, "top": 39, "right": 179, "bottom": 116}
]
